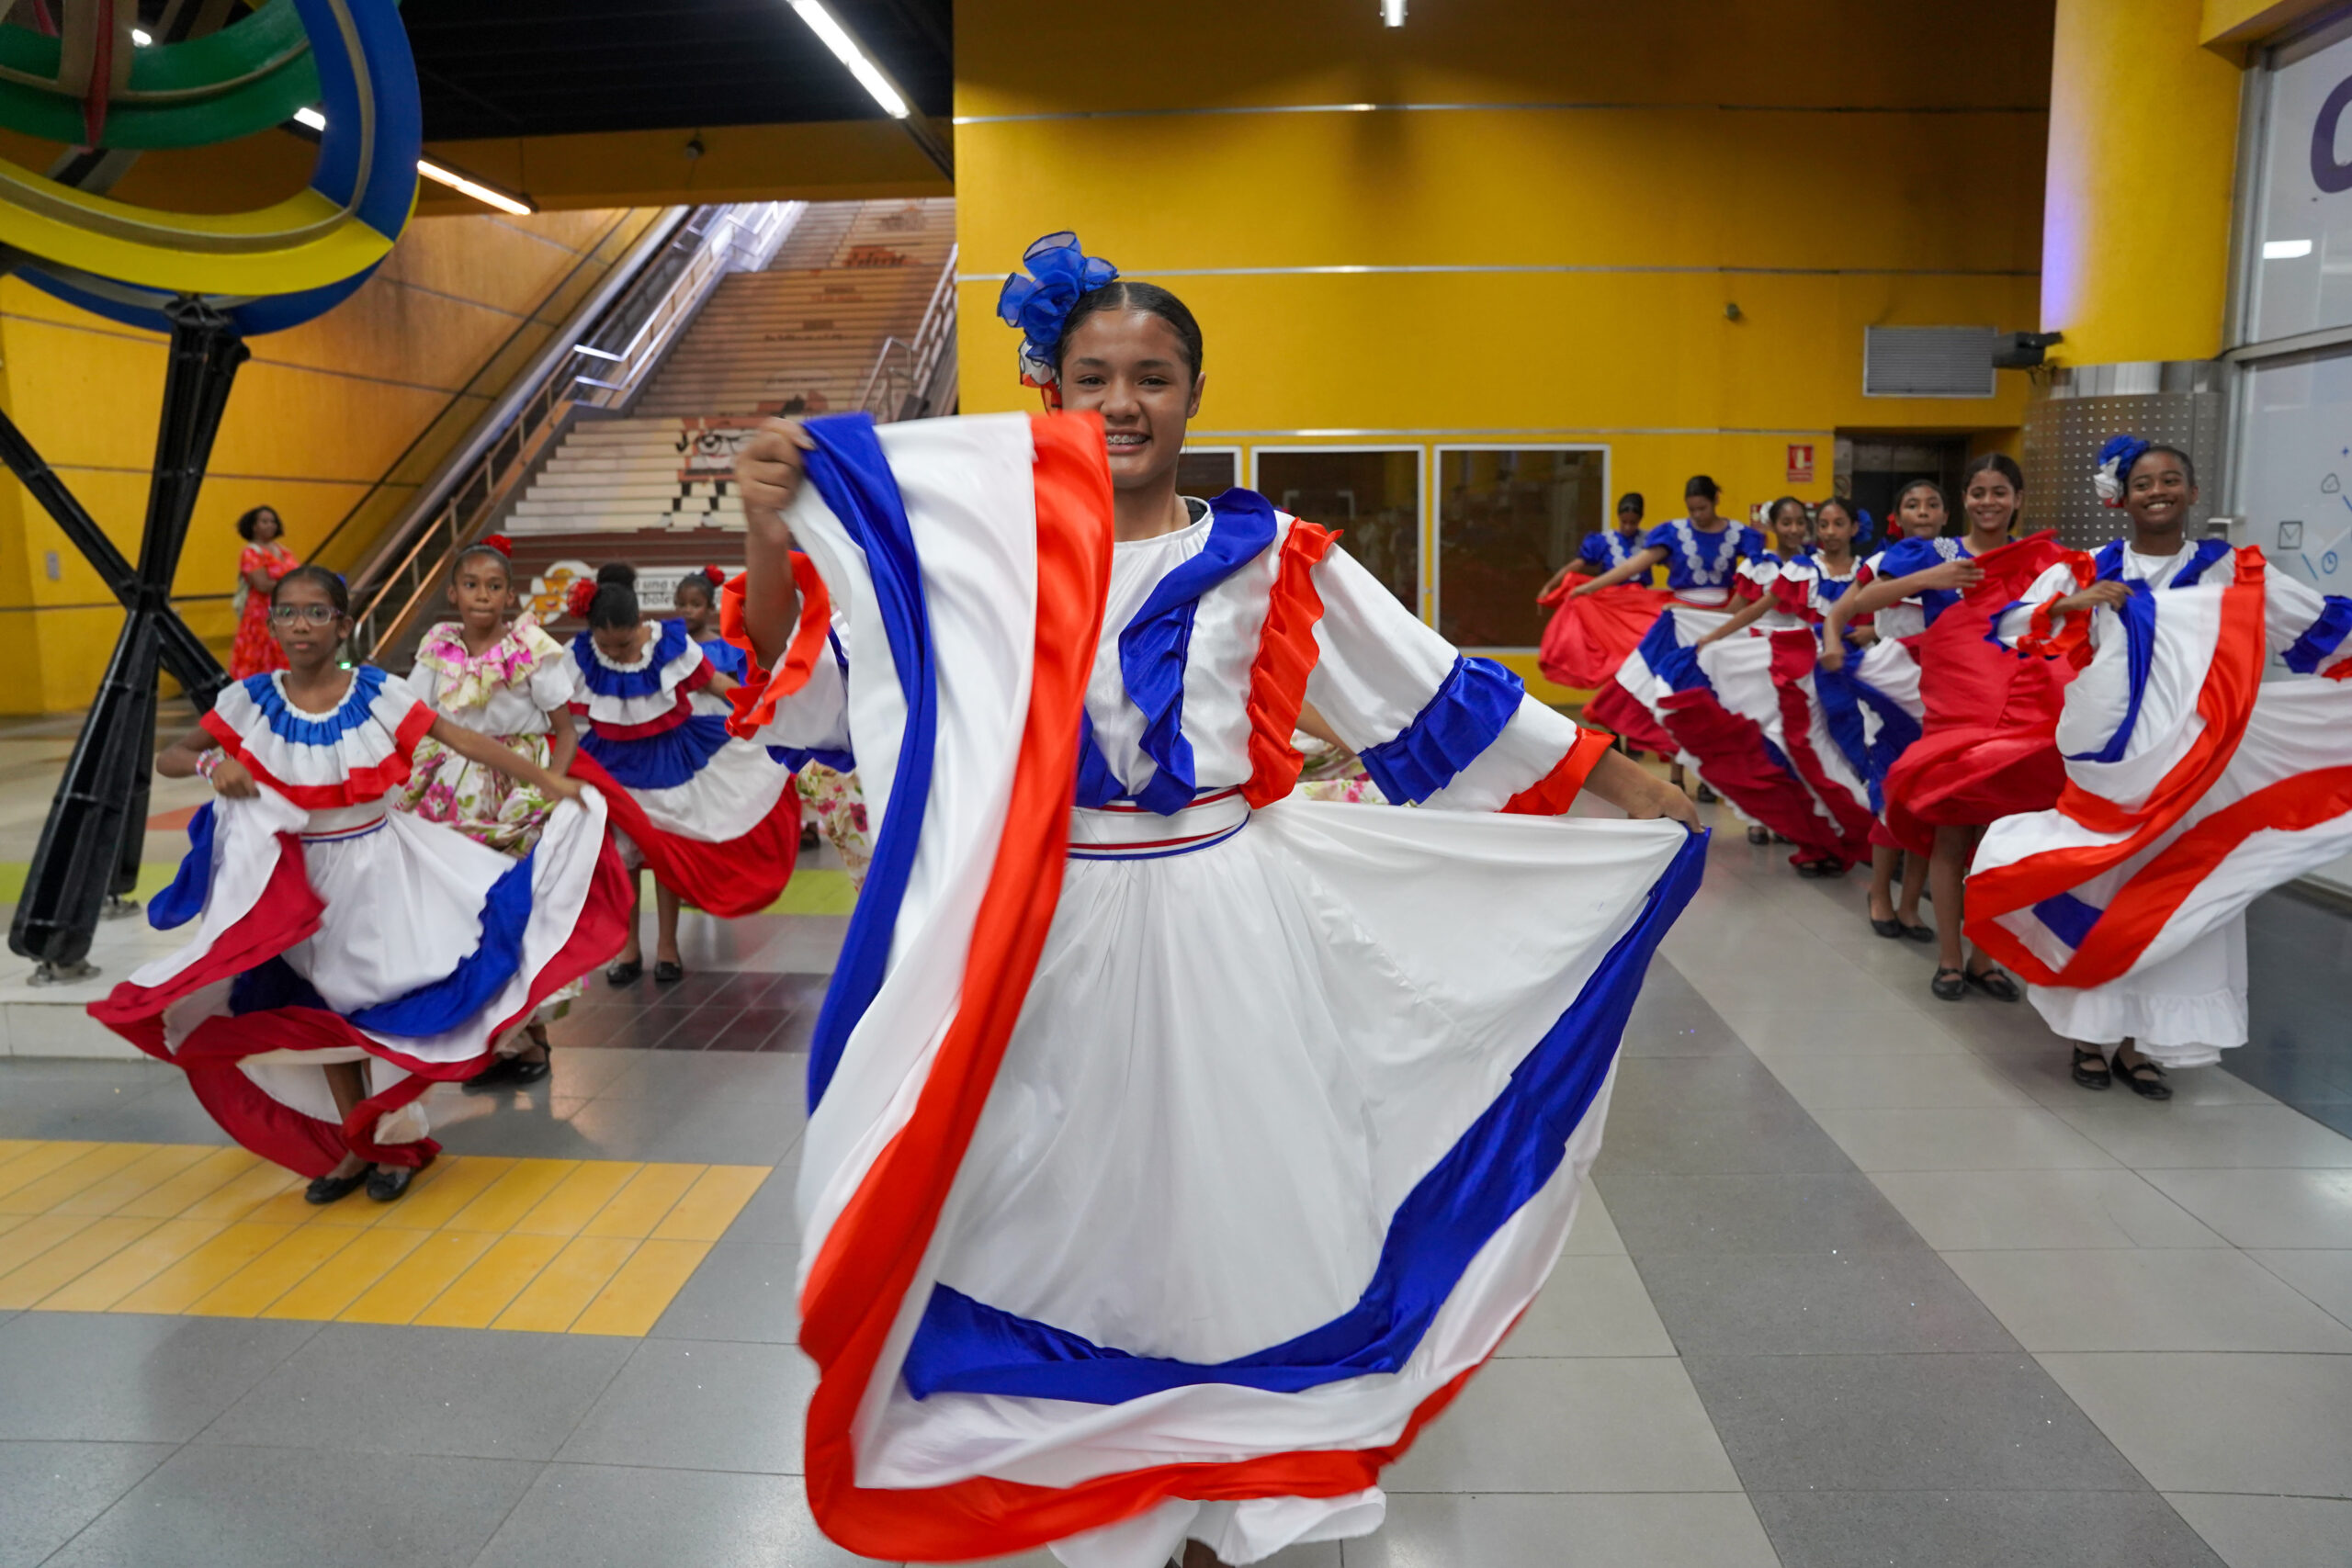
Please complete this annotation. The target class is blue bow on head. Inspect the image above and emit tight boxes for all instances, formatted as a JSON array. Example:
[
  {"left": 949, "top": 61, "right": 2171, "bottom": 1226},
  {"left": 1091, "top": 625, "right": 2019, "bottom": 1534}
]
[
  {"left": 997, "top": 231, "right": 1119, "bottom": 387},
  {"left": 2093, "top": 434, "right": 2151, "bottom": 506},
  {"left": 1852, "top": 508, "right": 1877, "bottom": 551}
]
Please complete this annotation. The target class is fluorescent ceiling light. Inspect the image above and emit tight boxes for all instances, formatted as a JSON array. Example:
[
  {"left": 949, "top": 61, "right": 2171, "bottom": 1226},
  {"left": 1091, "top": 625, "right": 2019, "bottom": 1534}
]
[
  {"left": 290, "top": 107, "right": 534, "bottom": 213},
  {"left": 416, "top": 157, "right": 535, "bottom": 216},
  {"left": 130, "top": 27, "right": 153, "bottom": 45},
  {"left": 2265, "top": 238, "right": 2314, "bottom": 260},
  {"left": 1382, "top": 0, "right": 1406, "bottom": 24},
  {"left": 789, "top": 0, "right": 910, "bottom": 118}
]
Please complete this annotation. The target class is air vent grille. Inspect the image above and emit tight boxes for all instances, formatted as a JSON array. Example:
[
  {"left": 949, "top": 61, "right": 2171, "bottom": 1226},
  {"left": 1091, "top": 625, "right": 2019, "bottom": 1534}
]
[{"left": 1864, "top": 326, "right": 1997, "bottom": 399}]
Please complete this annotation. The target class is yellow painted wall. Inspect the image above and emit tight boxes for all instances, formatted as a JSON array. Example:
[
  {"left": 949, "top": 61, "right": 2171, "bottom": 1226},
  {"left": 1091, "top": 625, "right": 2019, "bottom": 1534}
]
[
  {"left": 953, "top": 0, "right": 2053, "bottom": 683},
  {"left": 0, "top": 208, "right": 660, "bottom": 713}
]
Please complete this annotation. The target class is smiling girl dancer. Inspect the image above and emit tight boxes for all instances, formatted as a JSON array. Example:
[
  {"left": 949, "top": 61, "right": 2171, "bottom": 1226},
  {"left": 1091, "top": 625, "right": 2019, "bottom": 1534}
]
[
  {"left": 565, "top": 563, "right": 800, "bottom": 985},
  {"left": 1824, "top": 457, "right": 2041, "bottom": 1002},
  {"left": 397, "top": 536, "right": 583, "bottom": 1087},
  {"left": 1969, "top": 438, "right": 2352, "bottom": 1098},
  {"left": 90, "top": 568, "right": 627, "bottom": 1201},
  {"left": 723, "top": 233, "right": 1702, "bottom": 1568}
]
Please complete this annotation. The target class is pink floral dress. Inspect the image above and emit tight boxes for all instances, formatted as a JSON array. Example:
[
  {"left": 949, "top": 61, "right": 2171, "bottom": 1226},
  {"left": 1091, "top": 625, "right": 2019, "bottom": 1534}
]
[{"left": 395, "top": 616, "right": 578, "bottom": 855}]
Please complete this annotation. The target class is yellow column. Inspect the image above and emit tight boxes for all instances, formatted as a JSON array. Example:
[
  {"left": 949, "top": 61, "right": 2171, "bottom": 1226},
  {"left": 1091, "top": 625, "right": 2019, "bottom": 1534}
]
[{"left": 2041, "top": 0, "right": 2244, "bottom": 363}]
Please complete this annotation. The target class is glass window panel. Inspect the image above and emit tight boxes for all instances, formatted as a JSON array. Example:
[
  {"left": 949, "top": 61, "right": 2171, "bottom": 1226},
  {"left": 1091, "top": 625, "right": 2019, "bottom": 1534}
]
[
  {"left": 1437, "top": 447, "right": 1607, "bottom": 649},
  {"left": 1253, "top": 448, "right": 1420, "bottom": 612},
  {"left": 1177, "top": 448, "right": 1240, "bottom": 496}
]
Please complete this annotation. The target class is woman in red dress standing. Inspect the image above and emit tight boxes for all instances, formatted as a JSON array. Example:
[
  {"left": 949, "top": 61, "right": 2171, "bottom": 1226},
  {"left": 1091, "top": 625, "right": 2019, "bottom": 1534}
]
[{"left": 229, "top": 505, "right": 298, "bottom": 679}]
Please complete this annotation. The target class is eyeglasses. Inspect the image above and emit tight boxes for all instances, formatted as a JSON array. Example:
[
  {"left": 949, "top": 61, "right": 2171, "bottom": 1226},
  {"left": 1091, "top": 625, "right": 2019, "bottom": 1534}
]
[{"left": 269, "top": 604, "right": 340, "bottom": 626}]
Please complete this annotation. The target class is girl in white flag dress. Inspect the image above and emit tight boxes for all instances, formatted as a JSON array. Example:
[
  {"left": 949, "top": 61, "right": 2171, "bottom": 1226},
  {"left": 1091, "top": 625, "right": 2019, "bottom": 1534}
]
[
  {"left": 91, "top": 568, "right": 629, "bottom": 1202},
  {"left": 1968, "top": 438, "right": 2352, "bottom": 1097},
  {"left": 725, "top": 236, "right": 1702, "bottom": 1568}
]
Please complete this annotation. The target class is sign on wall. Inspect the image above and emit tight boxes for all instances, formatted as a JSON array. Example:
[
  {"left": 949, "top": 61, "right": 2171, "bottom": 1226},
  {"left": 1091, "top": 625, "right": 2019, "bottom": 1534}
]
[
  {"left": 1786, "top": 443, "right": 1815, "bottom": 484},
  {"left": 2247, "top": 23, "right": 2352, "bottom": 344}
]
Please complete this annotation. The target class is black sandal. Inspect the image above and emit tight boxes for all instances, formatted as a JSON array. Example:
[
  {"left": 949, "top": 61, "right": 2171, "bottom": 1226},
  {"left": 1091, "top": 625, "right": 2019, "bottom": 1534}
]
[
  {"left": 1871, "top": 916, "right": 1905, "bottom": 939},
  {"left": 1902, "top": 922, "right": 1936, "bottom": 944},
  {"left": 1963, "top": 964, "right": 2022, "bottom": 1003},
  {"left": 1747, "top": 826, "right": 1770, "bottom": 845},
  {"left": 2113, "top": 1048, "right": 2172, "bottom": 1100},
  {"left": 2071, "top": 1045, "right": 2112, "bottom": 1090},
  {"left": 1931, "top": 966, "right": 1966, "bottom": 1001},
  {"left": 1695, "top": 784, "right": 1718, "bottom": 804},
  {"left": 1796, "top": 857, "right": 1841, "bottom": 878}
]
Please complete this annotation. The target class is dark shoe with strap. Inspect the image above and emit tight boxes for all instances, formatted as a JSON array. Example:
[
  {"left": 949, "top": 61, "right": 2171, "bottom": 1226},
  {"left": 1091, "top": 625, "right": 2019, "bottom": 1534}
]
[
  {"left": 2071, "top": 1045, "right": 2112, "bottom": 1090},
  {"left": 1931, "top": 966, "right": 1966, "bottom": 1001},
  {"left": 1747, "top": 826, "right": 1771, "bottom": 845},
  {"left": 305, "top": 1167, "right": 369, "bottom": 1205},
  {"left": 1963, "top": 964, "right": 2022, "bottom": 1003},
  {"left": 366, "top": 1164, "right": 419, "bottom": 1201},
  {"left": 1695, "top": 784, "right": 1718, "bottom": 804},
  {"left": 1902, "top": 921, "right": 1937, "bottom": 943},
  {"left": 2114, "top": 1047, "right": 2172, "bottom": 1100},
  {"left": 1871, "top": 916, "right": 1905, "bottom": 939}
]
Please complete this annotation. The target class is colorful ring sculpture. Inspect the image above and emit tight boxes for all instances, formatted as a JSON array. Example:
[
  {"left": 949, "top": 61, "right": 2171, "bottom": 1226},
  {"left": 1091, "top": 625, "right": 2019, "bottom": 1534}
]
[{"left": 0, "top": 0, "right": 419, "bottom": 333}]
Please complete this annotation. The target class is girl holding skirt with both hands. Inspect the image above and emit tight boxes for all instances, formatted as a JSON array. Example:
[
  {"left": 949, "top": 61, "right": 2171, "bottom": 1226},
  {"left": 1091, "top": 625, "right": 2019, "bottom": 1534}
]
[
  {"left": 89, "top": 567, "right": 628, "bottom": 1202},
  {"left": 723, "top": 233, "right": 1702, "bottom": 1568}
]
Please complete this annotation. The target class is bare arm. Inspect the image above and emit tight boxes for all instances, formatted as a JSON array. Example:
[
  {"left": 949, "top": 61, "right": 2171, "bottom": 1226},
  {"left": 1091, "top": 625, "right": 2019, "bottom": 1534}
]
[
  {"left": 426, "top": 716, "right": 582, "bottom": 802},
  {"left": 545, "top": 704, "right": 578, "bottom": 777},
  {"left": 1536, "top": 558, "right": 1601, "bottom": 602},
  {"left": 733, "top": 419, "right": 815, "bottom": 668},
  {"left": 1566, "top": 546, "right": 1668, "bottom": 598},
  {"left": 1579, "top": 748, "right": 1701, "bottom": 828},
  {"left": 705, "top": 669, "right": 740, "bottom": 699}
]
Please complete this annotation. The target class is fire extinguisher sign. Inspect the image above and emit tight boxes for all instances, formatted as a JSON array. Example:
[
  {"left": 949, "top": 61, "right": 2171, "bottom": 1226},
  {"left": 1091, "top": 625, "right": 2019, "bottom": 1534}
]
[{"left": 1786, "top": 443, "right": 1815, "bottom": 484}]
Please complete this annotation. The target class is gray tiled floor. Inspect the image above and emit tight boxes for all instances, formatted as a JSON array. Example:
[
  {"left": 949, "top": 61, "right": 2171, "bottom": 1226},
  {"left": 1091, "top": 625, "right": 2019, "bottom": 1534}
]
[{"left": 4, "top": 822, "right": 2350, "bottom": 1566}]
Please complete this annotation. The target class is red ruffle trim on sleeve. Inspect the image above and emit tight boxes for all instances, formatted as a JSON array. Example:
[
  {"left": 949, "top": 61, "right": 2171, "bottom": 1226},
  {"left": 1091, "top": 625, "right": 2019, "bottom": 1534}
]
[
  {"left": 720, "top": 552, "right": 833, "bottom": 739},
  {"left": 1498, "top": 726, "right": 1615, "bottom": 816},
  {"left": 198, "top": 701, "right": 435, "bottom": 810},
  {"left": 1239, "top": 520, "right": 1339, "bottom": 808}
]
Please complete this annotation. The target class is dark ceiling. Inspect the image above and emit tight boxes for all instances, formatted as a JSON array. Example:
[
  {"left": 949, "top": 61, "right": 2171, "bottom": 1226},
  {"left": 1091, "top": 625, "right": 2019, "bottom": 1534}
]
[{"left": 398, "top": 0, "right": 954, "bottom": 141}]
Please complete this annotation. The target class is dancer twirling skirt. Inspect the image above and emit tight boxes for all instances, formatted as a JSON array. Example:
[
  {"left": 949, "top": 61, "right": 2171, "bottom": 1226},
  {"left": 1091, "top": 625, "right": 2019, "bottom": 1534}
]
[
  {"left": 1969, "top": 437, "right": 2352, "bottom": 1095},
  {"left": 723, "top": 235, "right": 1703, "bottom": 1568},
  {"left": 90, "top": 568, "right": 629, "bottom": 1202}
]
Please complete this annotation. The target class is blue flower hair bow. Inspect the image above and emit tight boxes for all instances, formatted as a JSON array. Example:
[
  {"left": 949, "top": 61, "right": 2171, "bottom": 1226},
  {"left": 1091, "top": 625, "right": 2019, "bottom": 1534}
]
[
  {"left": 1852, "top": 508, "right": 1877, "bottom": 551},
  {"left": 2093, "top": 434, "right": 2151, "bottom": 508},
  {"left": 997, "top": 231, "right": 1118, "bottom": 388}
]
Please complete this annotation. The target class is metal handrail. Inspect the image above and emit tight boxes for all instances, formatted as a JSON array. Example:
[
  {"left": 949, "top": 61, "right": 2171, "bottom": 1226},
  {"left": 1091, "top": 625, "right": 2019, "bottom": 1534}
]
[
  {"left": 345, "top": 201, "right": 806, "bottom": 662},
  {"left": 856, "top": 243, "right": 959, "bottom": 422}
]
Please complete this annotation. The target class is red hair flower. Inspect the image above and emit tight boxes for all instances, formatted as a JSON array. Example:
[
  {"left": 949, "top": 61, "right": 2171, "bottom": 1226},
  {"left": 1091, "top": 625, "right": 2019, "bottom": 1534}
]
[
  {"left": 481, "top": 533, "right": 514, "bottom": 558},
  {"left": 703, "top": 563, "right": 726, "bottom": 587},
  {"left": 564, "top": 577, "right": 597, "bottom": 620}
]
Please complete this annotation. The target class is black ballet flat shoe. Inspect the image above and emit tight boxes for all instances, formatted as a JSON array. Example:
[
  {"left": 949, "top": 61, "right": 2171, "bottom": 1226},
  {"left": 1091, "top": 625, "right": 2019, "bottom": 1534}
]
[
  {"left": 465, "top": 1054, "right": 529, "bottom": 1092},
  {"left": 1797, "top": 858, "right": 1847, "bottom": 879},
  {"left": 1902, "top": 922, "right": 1937, "bottom": 944},
  {"left": 2113, "top": 1050, "right": 2172, "bottom": 1100},
  {"left": 1963, "top": 964, "right": 2022, "bottom": 1003},
  {"left": 1931, "top": 966, "right": 1967, "bottom": 1001},
  {"left": 1747, "top": 826, "right": 1770, "bottom": 845},
  {"left": 1695, "top": 784, "right": 1718, "bottom": 804},
  {"left": 1871, "top": 916, "right": 1905, "bottom": 939},
  {"left": 2071, "top": 1046, "right": 2112, "bottom": 1090},
  {"left": 366, "top": 1164, "right": 418, "bottom": 1202},
  {"left": 504, "top": 1053, "right": 551, "bottom": 1086},
  {"left": 305, "top": 1168, "right": 370, "bottom": 1205},
  {"left": 653, "top": 960, "right": 685, "bottom": 985},
  {"left": 605, "top": 958, "right": 643, "bottom": 987}
]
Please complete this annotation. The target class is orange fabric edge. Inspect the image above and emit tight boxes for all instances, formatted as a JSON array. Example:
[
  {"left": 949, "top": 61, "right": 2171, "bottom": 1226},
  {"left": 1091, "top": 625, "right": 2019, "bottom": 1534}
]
[
  {"left": 1240, "top": 520, "right": 1338, "bottom": 808},
  {"left": 720, "top": 551, "right": 833, "bottom": 738},
  {"left": 1499, "top": 726, "right": 1613, "bottom": 816}
]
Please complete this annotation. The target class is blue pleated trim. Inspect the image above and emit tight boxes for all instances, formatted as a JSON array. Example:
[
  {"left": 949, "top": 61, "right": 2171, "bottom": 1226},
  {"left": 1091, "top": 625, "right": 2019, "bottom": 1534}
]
[
  {"left": 798, "top": 413, "right": 936, "bottom": 1109},
  {"left": 899, "top": 829, "right": 1711, "bottom": 1404},
  {"left": 579, "top": 711, "right": 733, "bottom": 790},
  {"left": 149, "top": 803, "right": 217, "bottom": 931},
  {"left": 2283, "top": 592, "right": 2352, "bottom": 675},
  {"left": 1098, "top": 490, "right": 1280, "bottom": 814},
  {"left": 2063, "top": 584, "right": 2158, "bottom": 764},
  {"left": 698, "top": 636, "right": 751, "bottom": 682},
  {"left": 1355, "top": 656, "right": 1524, "bottom": 806},
  {"left": 778, "top": 746, "right": 857, "bottom": 773},
  {"left": 2092, "top": 537, "right": 2232, "bottom": 589},
  {"left": 227, "top": 849, "right": 538, "bottom": 1038},
  {"left": 244, "top": 664, "right": 390, "bottom": 747},
  {"left": 2033, "top": 890, "right": 2103, "bottom": 952},
  {"left": 572, "top": 620, "right": 691, "bottom": 700}
]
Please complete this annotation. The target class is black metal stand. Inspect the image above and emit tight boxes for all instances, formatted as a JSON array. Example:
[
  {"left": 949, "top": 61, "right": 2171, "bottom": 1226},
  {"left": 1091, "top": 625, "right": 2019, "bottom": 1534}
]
[{"left": 4, "top": 297, "right": 245, "bottom": 977}]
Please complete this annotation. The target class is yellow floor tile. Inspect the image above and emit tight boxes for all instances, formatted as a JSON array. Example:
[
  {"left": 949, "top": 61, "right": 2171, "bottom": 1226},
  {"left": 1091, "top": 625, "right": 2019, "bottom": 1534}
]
[
  {"left": 337, "top": 1230, "right": 498, "bottom": 1324},
  {"left": 1, "top": 1144, "right": 153, "bottom": 1213},
  {"left": 51, "top": 1145, "right": 217, "bottom": 1217},
  {"left": 650, "top": 1165, "right": 768, "bottom": 1243},
  {"left": 115, "top": 1146, "right": 259, "bottom": 1218},
  {"left": 442, "top": 1160, "right": 580, "bottom": 1234},
  {"left": 0, "top": 1139, "right": 45, "bottom": 1171},
  {"left": 512, "top": 1161, "right": 642, "bottom": 1237},
  {"left": 0, "top": 1213, "right": 96, "bottom": 1278},
  {"left": 113, "top": 1222, "right": 294, "bottom": 1314},
  {"left": 0, "top": 1215, "right": 161, "bottom": 1309},
  {"left": 491, "top": 1235, "right": 641, "bottom": 1333},
  {"left": 411, "top": 1233, "right": 569, "bottom": 1328},
  {"left": 578, "top": 1163, "right": 705, "bottom": 1239},
  {"left": 37, "top": 1219, "right": 230, "bottom": 1312},
  {"left": 0, "top": 1213, "right": 27, "bottom": 1239},
  {"left": 571, "top": 1239, "right": 712, "bottom": 1337},
  {"left": 0, "top": 1144, "right": 97, "bottom": 1203},
  {"left": 264, "top": 1225, "right": 430, "bottom": 1321},
  {"left": 240, "top": 1184, "right": 390, "bottom": 1231},
  {"left": 175, "top": 1161, "right": 301, "bottom": 1223},
  {"left": 372, "top": 1156, "right": 515, "bottom": 1230},
  {"left": 186, "top": 1224, "right": 364, "bottom": 1317}
]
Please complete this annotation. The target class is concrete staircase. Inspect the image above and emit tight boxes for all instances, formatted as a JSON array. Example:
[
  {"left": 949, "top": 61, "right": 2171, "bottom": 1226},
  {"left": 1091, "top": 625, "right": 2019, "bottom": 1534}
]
[{"left": 496, "top": 198, "right": 956, "bottom": 622}]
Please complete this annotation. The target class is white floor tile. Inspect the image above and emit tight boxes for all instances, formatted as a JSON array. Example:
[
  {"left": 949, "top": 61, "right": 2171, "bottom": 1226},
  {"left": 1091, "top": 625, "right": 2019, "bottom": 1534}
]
[
  {"left": 2248, "top": 1251, "right": 2352, "bottom": 1329},
  {"left": 1810, "top": 1106, "right": 2120, "bottom": 1171},
  {"left": 1561, "top": 1188, "right": 1626, "bottom": 1256},
  {"left": 1762, "top": 1052, "right": 2034, "bottom": 1111},
  {"left": 1943, "top": 1247, "right": 2352, "bottom": 1353},
  {"left": 2052, "top": 1103, "right": 2352, "bottom": 1171},
  {"left": 2038, "top": 1352, "right": 2352, "bottom": 1496},
  {"left": 1349, "top": 1492, "right": 1777, "bottom": 1568},
  {"left": 1497, "top": 1255, "right": 1676, "bottom": 1359},
  {"left": 1382, "top": 1358, "right": 1740, "bottom": 1495},
  {"left": 1869, "top": 1168, "right": 2225, "bottom": 1251},
  {"left": 1720, "top": 1008, "right": 1965, "bottom": 1059},
  {"left": 2143, "top": 1170, "right": 2352, "bottom": 1249},
  {"left": 2165, "top": 1492, "right": 2352, "bottom": 1568}
]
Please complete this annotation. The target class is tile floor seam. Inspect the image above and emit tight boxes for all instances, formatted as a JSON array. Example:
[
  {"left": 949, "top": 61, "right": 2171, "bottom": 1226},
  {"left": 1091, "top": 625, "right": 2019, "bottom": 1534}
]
[
  {"left": 462, "top": 1457, "right": 557, "bottom": 1568},
  {"left": 25, "top": 1435, "right": 187, "bottom": 1568}
]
